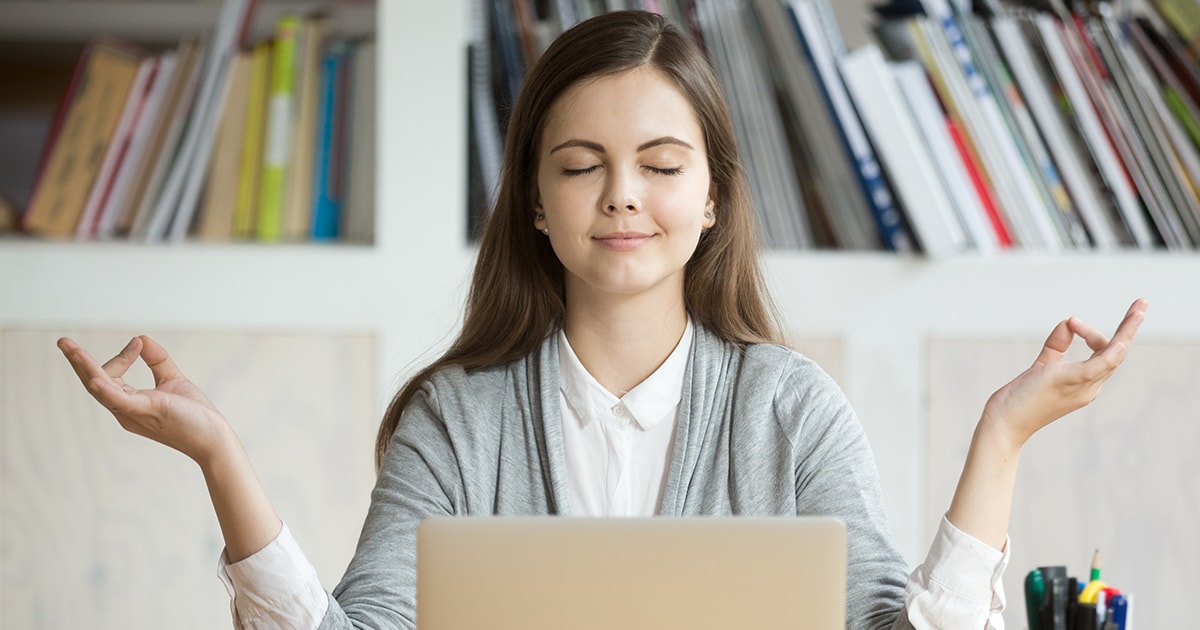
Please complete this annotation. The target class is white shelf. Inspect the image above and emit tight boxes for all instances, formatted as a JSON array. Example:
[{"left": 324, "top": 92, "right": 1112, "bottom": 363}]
[{"left": 0, "top": 1, "right": 377, "bottom": 43}]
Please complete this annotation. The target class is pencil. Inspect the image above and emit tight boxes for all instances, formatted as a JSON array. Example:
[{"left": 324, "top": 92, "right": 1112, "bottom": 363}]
[{"left": 1091, "top": 548, "right": 1102, "bottom": 582}]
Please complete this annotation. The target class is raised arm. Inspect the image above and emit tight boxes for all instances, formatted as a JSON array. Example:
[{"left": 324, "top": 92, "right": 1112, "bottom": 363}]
[
  {"left": 57, "top": 335, "right": 281, "bottom": 562},
  {"left": 945, "top": 299, "right": 1148, "bottom": 550}
]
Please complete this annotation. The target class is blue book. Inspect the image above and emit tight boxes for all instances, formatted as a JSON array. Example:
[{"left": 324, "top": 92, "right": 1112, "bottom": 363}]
[{"left": 310, "top": 41, "right": 350, "bottom": 240}]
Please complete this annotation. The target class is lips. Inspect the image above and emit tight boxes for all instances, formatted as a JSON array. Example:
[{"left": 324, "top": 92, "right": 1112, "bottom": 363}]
[{"left": 594, "top": 232, "right": 654, "bottom": 250}]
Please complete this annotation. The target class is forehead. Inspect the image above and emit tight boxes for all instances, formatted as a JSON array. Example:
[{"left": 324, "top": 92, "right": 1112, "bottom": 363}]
[{"left": 540, "top": 66, "right": 705, "bottom": 150}]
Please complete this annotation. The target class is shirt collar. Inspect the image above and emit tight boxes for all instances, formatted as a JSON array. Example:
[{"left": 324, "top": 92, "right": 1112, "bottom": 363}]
[{"left": 558, "top": 318, "right": 693, "bottom": 431}]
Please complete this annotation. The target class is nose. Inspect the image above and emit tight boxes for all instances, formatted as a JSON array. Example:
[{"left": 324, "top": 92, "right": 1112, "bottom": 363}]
[{"left": 603, "top": 167, "right": 640, "bottom": 214}]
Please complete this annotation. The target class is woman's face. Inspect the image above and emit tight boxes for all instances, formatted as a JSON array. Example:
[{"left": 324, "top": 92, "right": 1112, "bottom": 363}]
[{"left": 535, "top": 66, "right": 714, "bottom": 310}]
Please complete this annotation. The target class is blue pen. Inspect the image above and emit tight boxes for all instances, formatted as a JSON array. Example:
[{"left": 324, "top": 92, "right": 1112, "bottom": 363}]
[{"left": 1108, "top": 594, "right": 1128, "bottom": 630}]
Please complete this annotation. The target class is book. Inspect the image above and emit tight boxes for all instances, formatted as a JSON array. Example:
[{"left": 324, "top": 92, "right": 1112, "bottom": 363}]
[
  {"left": 1035, "top": 13, "right": 1148, "bottom": 248},
  {"left": 990, "top": 13, "right": 1118, "bottom": 250},
  {"left": 257, "top": 14, "right": 302, "bottom": 242},
  {"left": 962, "top": 14, "right": 1086, "bottom": 249},
  {"left": 912, "top": 9, "right": 1061, "bottom": 250},
  {"left": 23, "top": 40, "right": 143, "bottom": 237},
  {"left": 94, "top": 50, "right": 178, "bottom": 240},
  {"left": 127, "top": 37, "right": 205, "bottom": 238},
  {"left": 73, "top": 55, "right": 158, "bottom": 240},
  {"left": 310, "top": 40, "right": 350, "bottom": 241},
  {"left": 787, "top": 0, "right": 914, "bottom": 252},
  {"left": 891, "top": 60, "right": 980, "bottom": 252},
  {"left": 197, "top": 49, "right": 254, "bottom": 241},
  {"left": 1087, "top": 14, "right": 1195, "bottom": 247},
  {"left": 840, "top": 44, "right": 966, "bottom": 256},
  {"left": 696, "top": 0, "right": 811, "bottom": 249},
  {"left": 160, "top": 0, "right": 258, "bottom": 241},
  {"left": 750, "top": 0, "right": 879, "bottom": 250},
  {"left": 234, "top": 40, "right": 273, "bottom": 239},
  {"left": 281, "top": 13, "right": 329, "bottom": 241},
  {"left": 342, "top": 39, "right": 376, "bottom": 244}
]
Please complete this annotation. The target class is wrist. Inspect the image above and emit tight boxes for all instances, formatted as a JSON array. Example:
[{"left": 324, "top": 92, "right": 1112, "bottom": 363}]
[
  {"left": 195, "top": 420, "right": 246, "bottom": 477},
  {"left": 973, "top": 411, "right": 1026, "bottom": 459}
]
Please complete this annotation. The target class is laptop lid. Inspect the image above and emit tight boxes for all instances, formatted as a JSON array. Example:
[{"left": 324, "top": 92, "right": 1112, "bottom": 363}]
[{"left": 416, "top": 516, "right": 847, "bottom": 630}]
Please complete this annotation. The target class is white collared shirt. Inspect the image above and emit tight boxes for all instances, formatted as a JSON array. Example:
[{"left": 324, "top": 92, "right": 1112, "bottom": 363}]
[{"left": 557, "top": 319, "right": 693, "bottom": 517}]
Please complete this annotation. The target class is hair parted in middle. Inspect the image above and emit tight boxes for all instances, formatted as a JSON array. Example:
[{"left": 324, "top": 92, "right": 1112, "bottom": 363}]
[{"left": 375, "top": 10, "right": 783, "bottom": 467}]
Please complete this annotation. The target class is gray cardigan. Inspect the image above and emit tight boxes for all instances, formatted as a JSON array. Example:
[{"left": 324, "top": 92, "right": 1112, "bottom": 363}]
[{"left": 320, "top": 325, "right": 915, "bottom": 629}]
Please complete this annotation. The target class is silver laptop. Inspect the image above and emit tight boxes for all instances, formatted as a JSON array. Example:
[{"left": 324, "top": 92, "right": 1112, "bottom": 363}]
[{"left": 416, "top": 516, "right": 847, "bottom": 629}]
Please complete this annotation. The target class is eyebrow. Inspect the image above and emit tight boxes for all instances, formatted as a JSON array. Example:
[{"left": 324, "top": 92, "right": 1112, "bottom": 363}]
[{"left": 548, "top": 136, "right": 695, "bottom": 154}]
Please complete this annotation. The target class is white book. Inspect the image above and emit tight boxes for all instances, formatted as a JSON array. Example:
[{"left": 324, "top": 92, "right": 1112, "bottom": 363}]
[
  {"left": 130, "top": 39, "right": 206, "bottom": 239},
  {"left": 840, "top": 45, "right": 965, "bottom": 257},
  {"left": 74, "top": 57, "right": 156, "bottom": 241},
  {"left": 891, "top": 61, "right": 983, "bottom": 252},
  {"left": 96, "top": 53, "right": 177, "bottom": 240},
  {"left": 159, "top": 0, "right": 255, "bottom": 242},
  {"left": 917, "top": 16, "right": 1061, "bottom": 251},
  {"left": 1035, "top": 14, "right": 1145, "bottom": 249},
  {"left": 991, "top": 16, "right": 1118, "bottom": 250}
]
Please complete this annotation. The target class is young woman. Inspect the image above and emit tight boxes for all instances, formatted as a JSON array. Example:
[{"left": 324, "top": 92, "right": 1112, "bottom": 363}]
[{"left": 58, "top": 10, "right": 1146, "bottom": 630}]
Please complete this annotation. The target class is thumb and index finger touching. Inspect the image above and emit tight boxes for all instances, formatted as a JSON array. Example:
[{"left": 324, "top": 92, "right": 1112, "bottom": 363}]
[
  {"left": 57, "top": 334, "right": 183, "bottom": 410},
  {"left": 1033, "top": 298, "right": 1149, "bottom": 378}
]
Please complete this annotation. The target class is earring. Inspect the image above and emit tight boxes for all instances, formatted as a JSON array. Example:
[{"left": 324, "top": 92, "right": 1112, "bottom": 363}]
[
  {"left": 535, "top": 212, "right": 545, "bottom": 221},
  {"left": 704, "top": 211, "right": 713, "bottom": 219},
  {"left": 541, "top": 228, "right": 549, "bottom": 235}
]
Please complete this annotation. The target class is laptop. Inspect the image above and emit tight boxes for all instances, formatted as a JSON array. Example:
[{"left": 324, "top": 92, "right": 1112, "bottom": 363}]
[{"left": 416, "top": 516, "right": 847, "bottom": 629}]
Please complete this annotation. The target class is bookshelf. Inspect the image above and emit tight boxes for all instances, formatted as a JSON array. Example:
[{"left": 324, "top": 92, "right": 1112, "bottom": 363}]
[{"left": 1, "top": 1, "right": 1198, "bottom": 628}]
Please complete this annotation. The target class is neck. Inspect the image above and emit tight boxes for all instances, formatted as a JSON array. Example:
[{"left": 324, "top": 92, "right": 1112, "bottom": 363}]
[{"left": 563, "top": 287, "right": 688, "bottom": 397}]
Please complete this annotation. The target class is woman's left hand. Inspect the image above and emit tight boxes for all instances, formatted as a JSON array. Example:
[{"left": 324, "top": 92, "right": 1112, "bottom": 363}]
[{"left": 980, "top": 298, "right": 1148, "bottom": 450}]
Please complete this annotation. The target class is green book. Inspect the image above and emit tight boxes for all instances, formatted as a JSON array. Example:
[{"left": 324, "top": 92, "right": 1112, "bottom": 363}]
[{"left": 256, "top": 14, "right": 301, "bottom": 242}]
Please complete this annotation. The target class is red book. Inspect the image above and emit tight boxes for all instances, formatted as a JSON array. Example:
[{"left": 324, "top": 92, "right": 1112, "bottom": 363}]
[{"left": 946, "top": 118, "right": 1013, "bottom": 248}]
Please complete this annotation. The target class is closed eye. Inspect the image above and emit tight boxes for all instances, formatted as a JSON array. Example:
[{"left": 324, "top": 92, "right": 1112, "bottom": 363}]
[
  {"left": 645, "top": 166, "right": 683, "bottom": 176},
  {"left": 562, "top": 166, "right": 600, "bottom": 176}
]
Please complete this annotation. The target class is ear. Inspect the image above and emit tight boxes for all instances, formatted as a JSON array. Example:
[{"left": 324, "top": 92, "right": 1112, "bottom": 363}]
[
  {"left": 703, "top": 198, "right": 716, "bottom": 230},
  {"left": 534, "top": 200, "right": 548, "bottom": 232}
]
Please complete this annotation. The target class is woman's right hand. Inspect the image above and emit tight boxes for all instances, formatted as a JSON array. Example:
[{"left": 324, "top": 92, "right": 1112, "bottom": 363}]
[{"left": 58, "top": 335, "right": 233, "bottom": 468}]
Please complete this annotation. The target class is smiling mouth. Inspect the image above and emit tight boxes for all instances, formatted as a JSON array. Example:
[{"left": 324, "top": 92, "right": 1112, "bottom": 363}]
[{"left": 594, "top": 233, "right": 654, "bottom": 250}]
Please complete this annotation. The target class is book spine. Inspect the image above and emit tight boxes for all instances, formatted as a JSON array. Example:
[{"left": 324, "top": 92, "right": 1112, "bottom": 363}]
[
  {"left": 310, "top": 43, "right": 346, "bottom": 240},
  {"left": 257, "top": 15, "right": 301, "bottom": 242},
  {"left": 235, "top": 41, "right": 272, "bottom": 239}
]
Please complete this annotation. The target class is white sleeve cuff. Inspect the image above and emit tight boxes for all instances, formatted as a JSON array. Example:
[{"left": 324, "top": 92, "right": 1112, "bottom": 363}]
[
  {"left": 904, "top": 514, "right": 1009, "bottom": 629},
  {"left": 216, "top": 523, "right": 329, "bottom": 630}
]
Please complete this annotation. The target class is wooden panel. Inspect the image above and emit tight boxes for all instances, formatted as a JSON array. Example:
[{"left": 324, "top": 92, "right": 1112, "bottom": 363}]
[
  {"left": 925, "top": 337, "right": 1199, "bottom": 628},
  {"left": 792, "top": 335, "right": 845, "bottom": 386},
  {"left": 1, "top": 329, "right": 377, "bottom": 630}
]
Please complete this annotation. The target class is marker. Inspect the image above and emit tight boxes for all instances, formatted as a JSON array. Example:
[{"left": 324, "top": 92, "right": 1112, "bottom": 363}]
[
  {"left": 1109, "top": 593, "right": 1129, "bottom": 630},
  {"left": 1026, "top": 569, "right": 1045, "bottom": 630}
]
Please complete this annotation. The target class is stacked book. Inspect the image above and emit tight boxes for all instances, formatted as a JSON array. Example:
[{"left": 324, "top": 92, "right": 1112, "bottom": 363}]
[
  {"left": 469, "top": 0, "right": 1200, "bottom": 254},
  {"left": 20, "top": 0, "right": 376, "bottom": 244}
]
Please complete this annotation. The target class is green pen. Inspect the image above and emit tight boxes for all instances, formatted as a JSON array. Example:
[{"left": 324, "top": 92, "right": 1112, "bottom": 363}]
[{"left": 1025, "top": 569, "right": 1044, "bottom": 630}]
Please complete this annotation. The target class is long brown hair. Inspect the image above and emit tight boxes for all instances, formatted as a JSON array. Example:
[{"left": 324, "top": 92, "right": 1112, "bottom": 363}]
[{"left": 375, "top": 10, "right": 783, "bottom": 468}]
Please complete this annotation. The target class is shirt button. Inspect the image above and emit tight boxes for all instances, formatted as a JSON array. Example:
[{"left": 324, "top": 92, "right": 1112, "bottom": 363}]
[{"left": 612, "top": 404, "right": 626, "bottom": 417}]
